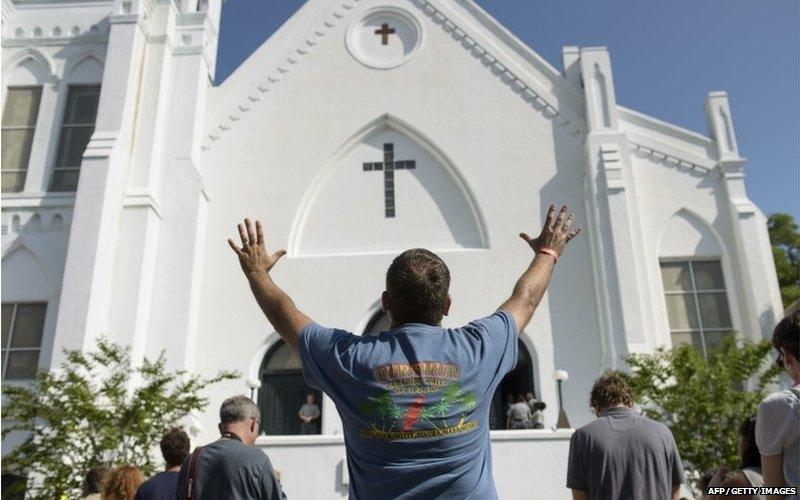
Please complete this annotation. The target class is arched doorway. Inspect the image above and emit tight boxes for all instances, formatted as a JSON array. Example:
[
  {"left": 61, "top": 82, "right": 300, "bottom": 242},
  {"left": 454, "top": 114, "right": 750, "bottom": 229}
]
[
  {"left": 489, "top": 340, "right": 535, "bottom": 429},
  {"left": 258, "top": 340, "right": 322, "bottom": 435}
]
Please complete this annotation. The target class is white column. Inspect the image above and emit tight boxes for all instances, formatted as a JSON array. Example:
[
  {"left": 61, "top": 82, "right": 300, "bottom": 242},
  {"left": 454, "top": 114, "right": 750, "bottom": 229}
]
[
  {"left": 705, "top": 92, "right": 783, "bottom": 340},
  {"left": 24, "top": 77, "right": 59, "bottom": 193},
  {"left": 50, "top": 7, "right": 148, "bottom": 364},
  {"left": 579, "top": 47, "right": 659, "bottom": 366},
  {"left": 144, "top": 7, "right": 219, "bottom": 373}
]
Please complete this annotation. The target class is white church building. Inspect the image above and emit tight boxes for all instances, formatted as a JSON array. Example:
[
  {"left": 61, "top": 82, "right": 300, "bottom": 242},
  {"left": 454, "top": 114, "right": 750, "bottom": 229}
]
[{"left": 1, "top": 0, "right": 784, "bottom": 497}]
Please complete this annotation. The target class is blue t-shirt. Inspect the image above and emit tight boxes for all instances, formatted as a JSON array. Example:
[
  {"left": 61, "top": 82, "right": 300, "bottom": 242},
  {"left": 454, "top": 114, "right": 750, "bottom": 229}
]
[
  {"left": 298, "top": 310, "right": 518, "bottom": 499},
  {"left": 134, "top": 470, "right": 178, "bottom": 500}
]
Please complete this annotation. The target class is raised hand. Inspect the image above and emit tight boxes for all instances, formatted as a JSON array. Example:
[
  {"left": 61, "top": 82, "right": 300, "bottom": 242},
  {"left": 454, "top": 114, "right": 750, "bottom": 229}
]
[
  {"left": 227, "top": 218, "right": 287, "bottom": 277},
  {"left": 519, "top": 204, "right": 582, "bottom": 258}
]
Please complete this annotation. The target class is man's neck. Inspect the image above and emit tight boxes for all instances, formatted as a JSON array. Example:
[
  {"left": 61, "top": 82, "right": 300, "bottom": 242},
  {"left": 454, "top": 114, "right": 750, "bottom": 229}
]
[
  {"left": 599, "top": 404, "right": 630, "bottom": 415},
  {"left": 166, "top": 465, "right": 181, "bottom": 473},
  {"left": 219, "top": 427, "right": 248, "bottom": 444},
  {"left": 389, "top": 320, "right": 442, "bottom": 329}
]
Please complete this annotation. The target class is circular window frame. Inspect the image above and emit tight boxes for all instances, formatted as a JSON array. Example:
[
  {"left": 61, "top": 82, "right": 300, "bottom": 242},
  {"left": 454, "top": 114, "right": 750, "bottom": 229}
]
[{"left": 345, "top": 6, "right": 424, "bottom": 70}]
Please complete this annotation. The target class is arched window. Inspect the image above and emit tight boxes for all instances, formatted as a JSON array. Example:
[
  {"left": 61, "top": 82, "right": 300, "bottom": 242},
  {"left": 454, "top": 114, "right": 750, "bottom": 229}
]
[
  {"left": 258, "top": 340, "right": 321, "bottom": 435},
  {"left": 489, "top": 340, "right": 535, "bottom": 429}
]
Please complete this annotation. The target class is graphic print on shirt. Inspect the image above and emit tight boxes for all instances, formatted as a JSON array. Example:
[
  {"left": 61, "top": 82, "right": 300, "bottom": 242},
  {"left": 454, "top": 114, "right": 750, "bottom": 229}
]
[{"left": 359, "top": 362, "right": 479, "bottom": 440}]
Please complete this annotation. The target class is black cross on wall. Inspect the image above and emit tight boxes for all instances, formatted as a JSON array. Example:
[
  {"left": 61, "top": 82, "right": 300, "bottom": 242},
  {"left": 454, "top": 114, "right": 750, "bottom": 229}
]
[
  {"left": 374, "top": 23, "right": 395, "bottom": 45},
  {"left": 362, "top": 143, "right": 416, "bottom": 218}
]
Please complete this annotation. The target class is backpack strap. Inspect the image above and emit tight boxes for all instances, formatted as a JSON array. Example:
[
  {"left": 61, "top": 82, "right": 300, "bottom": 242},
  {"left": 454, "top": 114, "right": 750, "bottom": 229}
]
[{"left": 184, "top": 446, "right": 205, "bottom": 500}]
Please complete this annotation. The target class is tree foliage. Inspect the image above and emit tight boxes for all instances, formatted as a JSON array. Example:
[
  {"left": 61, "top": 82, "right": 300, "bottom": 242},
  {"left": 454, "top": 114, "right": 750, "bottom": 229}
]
[
  {"left": 1, "top": 338, "right": 237, "bottom": 499},
  {"left": 768, "top": 212, "right": 800, "bottom": 307},
  {"left": 622, "top": 336, "right": 780, "bottom": 483}
]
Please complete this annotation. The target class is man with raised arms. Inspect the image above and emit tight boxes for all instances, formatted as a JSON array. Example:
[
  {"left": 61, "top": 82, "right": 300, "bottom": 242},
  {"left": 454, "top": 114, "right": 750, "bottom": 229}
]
[{"left": 228, "top": 204, "right": 581, "bottom": 499}]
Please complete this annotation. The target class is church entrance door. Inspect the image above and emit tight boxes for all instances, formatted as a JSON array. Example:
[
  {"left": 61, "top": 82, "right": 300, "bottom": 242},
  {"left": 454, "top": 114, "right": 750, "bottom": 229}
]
[
  {"left": 258, "top": 340, "right": 322, "bottom": 435},
  {"left": 489, "top": 340, "right": 535, "bottom": 430}
]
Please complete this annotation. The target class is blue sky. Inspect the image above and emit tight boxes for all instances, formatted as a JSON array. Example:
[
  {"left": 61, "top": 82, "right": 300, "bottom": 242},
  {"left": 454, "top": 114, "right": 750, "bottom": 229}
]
[{"left": 216, "top": 0, "right": 799, "bottom": 219}]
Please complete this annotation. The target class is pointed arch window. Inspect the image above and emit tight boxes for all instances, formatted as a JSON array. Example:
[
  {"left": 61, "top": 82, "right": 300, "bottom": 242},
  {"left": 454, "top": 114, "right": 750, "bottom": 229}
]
[
  {"left": 1, "top": 86, "right": 42, "bottom": 192},
  {"left": 1, "top": 302, "right": 47, "bottom": 380},
  {"left": 49, "top": 85, "right": 101, "bottom": 192}
]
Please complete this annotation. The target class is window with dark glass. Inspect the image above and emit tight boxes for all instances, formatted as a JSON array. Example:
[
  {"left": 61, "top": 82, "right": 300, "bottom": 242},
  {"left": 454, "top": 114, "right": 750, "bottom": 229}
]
[
  {"left": 1, "top": 87, "right": 42, "bottom": 193},
  {"left": 2, "top": 302, "right": 47, "bottom": 380},
  {"left": 660, "top": 260, "right": 733, "bottom": 358},
  {"left": 49, "top": 85, "right": 100, "bottom": 192}
]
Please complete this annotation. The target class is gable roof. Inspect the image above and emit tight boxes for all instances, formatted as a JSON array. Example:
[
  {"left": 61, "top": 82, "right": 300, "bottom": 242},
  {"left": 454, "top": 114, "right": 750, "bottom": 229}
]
[{"left": 203, "top": 0, "right": 587, "bottom": 149}]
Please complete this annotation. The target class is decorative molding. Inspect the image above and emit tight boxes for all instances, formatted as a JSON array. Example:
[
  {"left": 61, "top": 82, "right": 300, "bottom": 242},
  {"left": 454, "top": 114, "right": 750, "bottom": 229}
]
[
  {"left": 2, "top": 21, "right": 110, "bottom": 46},
  {"left": 1, "top": 46, "right": 58, "bottom": 83},
  {"left": 599, "top": 143, "right": 624, "bottom": 191},
  {"left": 1, "top": 207, "right": 72, "bottom": 235},
  {"left": 630, "top": 142, "right": 712, "bottom": 175},
  {"left": 202, "top": 0, "right": 582, "bottom": 150},
  {"left": 82, "top": 131, "right": 117, "bottom": 158},
  {"left": 122, "top": 189, "right": 163, "bottom": 218}
]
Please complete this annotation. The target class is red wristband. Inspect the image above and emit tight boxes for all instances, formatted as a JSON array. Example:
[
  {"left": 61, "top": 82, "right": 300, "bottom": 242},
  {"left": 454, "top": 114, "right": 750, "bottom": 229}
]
[{"left": 538, "top": 247, "right": 559, "bottom": 263}]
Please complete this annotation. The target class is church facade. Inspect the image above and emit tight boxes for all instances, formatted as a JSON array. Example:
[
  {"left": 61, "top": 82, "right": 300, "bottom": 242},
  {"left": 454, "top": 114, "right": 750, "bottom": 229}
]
[{"left": 1, "top": 0, "right": 783, "bottom": 498}]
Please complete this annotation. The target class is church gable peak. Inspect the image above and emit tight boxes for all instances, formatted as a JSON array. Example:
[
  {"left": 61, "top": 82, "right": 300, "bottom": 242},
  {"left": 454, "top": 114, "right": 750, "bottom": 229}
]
[{"left": 204, "top": 0, "right": 586, "bottom": 150}]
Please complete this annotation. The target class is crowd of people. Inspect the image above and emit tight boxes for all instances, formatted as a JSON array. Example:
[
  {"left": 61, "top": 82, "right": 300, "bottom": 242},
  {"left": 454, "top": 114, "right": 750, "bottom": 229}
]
[
  {"left": 78, "top": 309, "right": 798, "bottom": 500},
  {"left": 504, "top": 393, "right": 546, "bottom": 429},
  {"left": 72, "top": 207, "right": 797, "bottom": 499}
]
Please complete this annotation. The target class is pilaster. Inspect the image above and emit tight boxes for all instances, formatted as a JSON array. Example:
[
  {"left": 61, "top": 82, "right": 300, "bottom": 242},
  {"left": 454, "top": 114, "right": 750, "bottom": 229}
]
[
  {"left": 705, "top": 92, "right": 783, "bottom": 339},
  {"left": 51, "top": 7, "right": 148, "bottom": 364},
  {"left": 579, "top": 47, "right": 658, "bottom": 366}
]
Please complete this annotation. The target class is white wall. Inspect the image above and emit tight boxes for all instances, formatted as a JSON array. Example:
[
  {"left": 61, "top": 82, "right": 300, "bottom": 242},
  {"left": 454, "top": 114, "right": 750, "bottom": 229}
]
[{"left": 259, "top": 430, "right": 573, "bottom": 500}]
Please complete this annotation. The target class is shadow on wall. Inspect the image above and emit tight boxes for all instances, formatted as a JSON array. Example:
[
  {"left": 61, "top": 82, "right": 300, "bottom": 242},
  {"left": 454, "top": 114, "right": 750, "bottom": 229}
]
[{"left": 542, "top": 89, "right": 603, "bottom": 430}]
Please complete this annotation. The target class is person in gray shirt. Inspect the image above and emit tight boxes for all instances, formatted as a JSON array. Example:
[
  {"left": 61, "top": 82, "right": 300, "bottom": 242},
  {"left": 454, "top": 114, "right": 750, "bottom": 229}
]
[
  {"left": 298, "top": 393, "right": 320, "bottom": 434},
  {"left": 176, "top": 395, "right": 283, "bottom": 500},
  {"left": 566, "top": 372, "right": 684, "bottom": 500}
]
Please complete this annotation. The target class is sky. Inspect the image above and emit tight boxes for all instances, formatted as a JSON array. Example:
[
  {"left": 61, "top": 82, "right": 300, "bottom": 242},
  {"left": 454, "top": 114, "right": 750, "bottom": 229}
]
[{"left": 216, "top": 0, "right": 799, "bottom": 219}]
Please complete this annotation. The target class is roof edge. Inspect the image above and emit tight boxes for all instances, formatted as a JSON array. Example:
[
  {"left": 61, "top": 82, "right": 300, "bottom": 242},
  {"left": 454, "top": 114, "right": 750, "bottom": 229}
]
[{"left": 617, "top": 105, "right": 713, "bottom": 148}]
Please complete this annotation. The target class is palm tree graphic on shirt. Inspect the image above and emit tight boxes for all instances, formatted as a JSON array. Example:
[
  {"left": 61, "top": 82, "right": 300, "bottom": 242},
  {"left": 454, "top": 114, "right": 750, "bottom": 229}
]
[{"left": 363, "top": 382, "right": 477, "bottom": 432}]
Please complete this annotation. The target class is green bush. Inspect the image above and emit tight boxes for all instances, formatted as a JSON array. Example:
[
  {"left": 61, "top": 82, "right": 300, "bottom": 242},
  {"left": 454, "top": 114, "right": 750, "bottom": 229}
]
[
  {"left": 1, "top": 338, "right": 237, "bottom": 499},
  {"left": 622, "top": 336, "right": 780, "bottom": 484}
]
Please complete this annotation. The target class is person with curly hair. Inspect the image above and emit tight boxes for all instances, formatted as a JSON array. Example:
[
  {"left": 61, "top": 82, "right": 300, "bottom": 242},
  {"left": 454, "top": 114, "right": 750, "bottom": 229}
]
[
  {"left": 102, "top": 465, "right": 144, "bottom": 500},
  {"left": 566, "top": 371, "right": 685, "bottom": 500}
]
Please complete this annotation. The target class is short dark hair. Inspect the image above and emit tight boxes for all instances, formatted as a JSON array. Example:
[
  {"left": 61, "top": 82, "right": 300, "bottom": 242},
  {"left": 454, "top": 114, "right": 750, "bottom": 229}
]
[
  {"left": 738, "top": 416, "right": 760, "bottom": 469},
  {"left": 589, "top": 371, "right": 634, "bottom": 412},
  {"left": 83, "top": 466, "right": 110, "bottom": 496},
  {"left": 160, "top": 428, "right": 190, "bottom": 468},
  {"left": 773, "top": 309, "right": 799, "bottom": 362},
  {"left": 386, "top": 249, "right": 450, "bottom": 325}
]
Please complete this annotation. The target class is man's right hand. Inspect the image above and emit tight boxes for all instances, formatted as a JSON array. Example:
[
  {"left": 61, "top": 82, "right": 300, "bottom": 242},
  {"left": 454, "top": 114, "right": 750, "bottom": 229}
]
[
  {"left": 499, "top": 203, "right": 582, "bottom": 333},
  {"left": 519, "top": 204, "right": 581, "bottom": 258}
]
